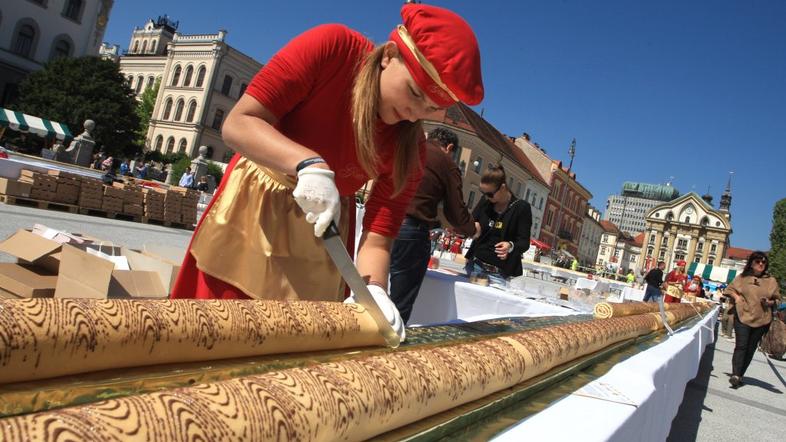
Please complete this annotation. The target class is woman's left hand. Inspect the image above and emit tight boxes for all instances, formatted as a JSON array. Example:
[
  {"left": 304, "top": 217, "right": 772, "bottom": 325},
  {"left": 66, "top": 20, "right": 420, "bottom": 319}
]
[{"left": 494, "top": 241, "right": 513, "bottom": 260}]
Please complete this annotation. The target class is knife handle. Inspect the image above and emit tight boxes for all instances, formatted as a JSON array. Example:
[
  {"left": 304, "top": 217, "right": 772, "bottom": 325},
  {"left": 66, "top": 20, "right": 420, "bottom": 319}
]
[{"left": 323, "top": 221, "right": 341, "bottom": 239}]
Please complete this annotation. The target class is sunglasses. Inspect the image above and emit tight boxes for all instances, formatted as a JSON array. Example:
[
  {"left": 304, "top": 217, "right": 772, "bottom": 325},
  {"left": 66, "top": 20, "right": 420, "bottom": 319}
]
[
  {"left": 753, "top": 259, "right": 767, "bottom": 265},
  {"left": 482, "top": 185, "right": 501, "bottom": 199}
]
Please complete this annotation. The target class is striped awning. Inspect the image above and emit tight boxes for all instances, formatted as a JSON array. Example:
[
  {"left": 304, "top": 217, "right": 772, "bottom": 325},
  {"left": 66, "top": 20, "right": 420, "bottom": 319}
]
[
  {"left": 0, "top": 107, "right": 73, "bottom": 143},
  {"left": 688, "top": 262, "right": 737, "bottom": 284}
]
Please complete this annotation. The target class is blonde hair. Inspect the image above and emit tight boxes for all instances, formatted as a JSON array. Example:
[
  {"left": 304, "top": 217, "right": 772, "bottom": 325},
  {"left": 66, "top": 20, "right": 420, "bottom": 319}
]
[{"left": 352, "top": 44, "right": 423, "bottom": 195}]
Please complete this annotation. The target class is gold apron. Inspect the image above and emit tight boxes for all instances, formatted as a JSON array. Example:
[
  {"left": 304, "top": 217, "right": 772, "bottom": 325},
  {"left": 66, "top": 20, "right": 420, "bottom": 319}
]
[{"left": 190, "top": 157, "right": 349, "bottom": 301}]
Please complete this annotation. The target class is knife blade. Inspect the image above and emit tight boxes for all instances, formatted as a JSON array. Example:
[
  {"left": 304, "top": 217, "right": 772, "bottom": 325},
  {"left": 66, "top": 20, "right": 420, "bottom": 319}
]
[{"left": 322, "top": 221, "right": 401, "bottom": 348}]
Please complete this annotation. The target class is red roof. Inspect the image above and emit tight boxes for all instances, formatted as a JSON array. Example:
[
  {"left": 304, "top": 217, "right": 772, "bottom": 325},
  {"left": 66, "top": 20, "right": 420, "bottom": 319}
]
[
  {"left": 725, "top": 246, "right": 754, "bottom": 261},
  {"left": 632, "top": 232, "right": 645, "bottom": 247},
  {"left": 437, "top": 103, "right": 549, "bottom": 187},
  {"left": 599, "top": 220, "right": 621, "bottom": 235}
]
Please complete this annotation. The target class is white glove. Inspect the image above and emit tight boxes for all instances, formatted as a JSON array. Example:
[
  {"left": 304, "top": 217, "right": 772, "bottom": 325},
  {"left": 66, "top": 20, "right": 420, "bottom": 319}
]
[
  {"left": 292, "top": 167, "right": 340, "bottom": 237},
  {"left": 344, "top": 284, "right": 406, "bottom": 342}
]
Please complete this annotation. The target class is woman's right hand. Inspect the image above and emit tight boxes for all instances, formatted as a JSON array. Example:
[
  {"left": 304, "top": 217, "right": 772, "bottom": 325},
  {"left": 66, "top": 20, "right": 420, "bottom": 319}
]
[{"left": 293, "top": 167, "right": 340, "bottom": 237}]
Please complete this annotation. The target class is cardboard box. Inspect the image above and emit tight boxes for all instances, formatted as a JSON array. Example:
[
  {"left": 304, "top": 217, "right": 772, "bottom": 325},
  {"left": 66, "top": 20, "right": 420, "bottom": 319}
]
[
  {"left": 54, "top": 245, "right": 168, "bottom": 299},
  {"left": 0, "top": 178, "right": 33, "bottom": 197},
  {"left": 0, "top": 263, "right": 57, "bottom": 298},
  {"left": 0, "top": 229, "right": 61, "bottom": 273}
]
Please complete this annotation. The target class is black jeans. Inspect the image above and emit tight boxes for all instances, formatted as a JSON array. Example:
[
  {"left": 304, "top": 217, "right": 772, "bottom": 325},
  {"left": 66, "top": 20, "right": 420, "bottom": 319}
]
[
  {"left": 389, "top": 219, "right": 432, "bottom": 324},
  {"left": 732, "top": 314, "right": 771, "bottom": 377}
]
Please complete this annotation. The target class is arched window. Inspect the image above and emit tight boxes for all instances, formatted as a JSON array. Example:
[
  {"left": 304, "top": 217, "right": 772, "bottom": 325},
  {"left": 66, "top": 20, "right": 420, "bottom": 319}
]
[
  {"left": 50, "top": 38, "right": 71, "bottom": 60},
  {"left": 221, "top": 74, "right": 233, "bottom": 95},
  {"left": 146, "top": 76, "right": 155, "bottom": 89},
  {"left": 211, "top": 109, "right": 225, "bottom": 130},
  {"left": 165, "top": 137, "right": 175, "bottom": 154},
  {"left": 162, "top": 98, "right": 173, "bottom": 120},
  {"left": 171, "top": 65, "right": 181, "bottom": 86},
  {"left": 178, "top": 138, "right": 187, "bottom": 153},
  {"left": 127, "top": 75, "right": 134, "bottom": 85},
  {"left": 141, "top": 40, "right": 147, "bottom": 54},
  {"left": 135, "top": 75, "right": 144, "bottom": 93},
  {"left": 150, "top": 40, "right": 157, "bottom": 53},
  {"left": 13, "top": 23, "right": 37, "bottom": 58},
  {"left": 239, "top": 83, "right": 248, "bottom": 96},
  {"left": 183, "top": 65, "right": 194, "bottom": 87},
  {"left": 62, "top": 0, "right": 83, "bottom": 22},
  {"left": 132, "top": 40, "right": 139, "bottom": 53},
  {"left": 154, "top": 135, "right": 163, "bottom": 151},
  {"left": 186, "top": 101, "right": 197, "bottom": 122},
  {"left": 195, "top": 66, "right": 206, "bottom": 87},
  {"left": 173, "top": 98, "right": 185, "bottom": 121}
]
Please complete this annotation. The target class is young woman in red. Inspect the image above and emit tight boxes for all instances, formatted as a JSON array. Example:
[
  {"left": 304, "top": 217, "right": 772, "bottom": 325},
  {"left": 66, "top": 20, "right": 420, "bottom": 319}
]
[{"left": 171, "top": 3, "right": 484, "bottom": 341}]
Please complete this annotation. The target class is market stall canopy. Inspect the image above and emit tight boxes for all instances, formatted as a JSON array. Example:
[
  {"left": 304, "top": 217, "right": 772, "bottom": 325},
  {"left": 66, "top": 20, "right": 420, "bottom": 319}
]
[
  {"left": 688, "top": 262, "right": 737, "bottom": 284},
  {"left": 0, "top": 107, "right": 73, "bottom": 143},
  {"left": 530, "top": 238, "right": 551, "bottom": 250}
]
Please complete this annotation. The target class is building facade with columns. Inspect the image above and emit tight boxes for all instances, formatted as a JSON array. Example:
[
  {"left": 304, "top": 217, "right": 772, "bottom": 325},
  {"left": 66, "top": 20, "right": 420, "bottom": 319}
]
[
  {"left": 116, "top": 17, "right": 262, "bottom": 160},
  {"left": 638, "top": 192, "right": 732, "bottom": 272},
  {"left": 0, "top": 0, "right": 114, "bottom": 105},
  {"left": 578, "top": 205, "right": 603, "bottom": 267}
]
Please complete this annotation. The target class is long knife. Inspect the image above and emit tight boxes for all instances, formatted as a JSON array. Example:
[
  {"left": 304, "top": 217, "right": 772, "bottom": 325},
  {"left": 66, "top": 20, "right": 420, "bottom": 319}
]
[{"left": 322, "top": 221, "right": 401, "bottom": 348}]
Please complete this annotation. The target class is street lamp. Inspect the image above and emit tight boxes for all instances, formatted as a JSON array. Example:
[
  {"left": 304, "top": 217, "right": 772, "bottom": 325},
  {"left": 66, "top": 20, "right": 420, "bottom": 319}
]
[
  {"left": 567, "top": 138, "right": 576, "bottom": 172},
  {"left": 552, "top": 138, "right": 576, "bottom": 250}
]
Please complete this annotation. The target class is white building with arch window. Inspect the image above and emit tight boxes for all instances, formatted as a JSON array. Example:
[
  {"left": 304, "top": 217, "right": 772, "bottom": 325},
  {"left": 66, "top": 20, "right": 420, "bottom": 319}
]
[
  {"left": 116, "top": 18, "right": 262, "bottom": 161},
  {"left": 0, "top": 0, "right": 114, "bottom": 105}
]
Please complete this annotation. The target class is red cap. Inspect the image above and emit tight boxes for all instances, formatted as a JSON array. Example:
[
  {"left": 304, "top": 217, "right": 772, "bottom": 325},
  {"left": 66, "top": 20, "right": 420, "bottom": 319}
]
[
  {"left": 676, "top": 260, "right": 687, "bottom": 267},
  {"left": 389, "top": 3, "right": 484, "bottom": 107}
]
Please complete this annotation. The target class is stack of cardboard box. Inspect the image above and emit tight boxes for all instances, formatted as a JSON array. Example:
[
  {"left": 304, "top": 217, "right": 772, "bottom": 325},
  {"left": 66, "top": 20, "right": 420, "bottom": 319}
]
[
  {"left": 18, "top": 170, "right": 58, "bottom": 201},
  {"left": 163, "top": 189, "right": 183, "bottom": 223},
  {"left": 114, "top": 182, "right": 144, "bottom": 217},
  {"left": 79, "top": 177, "right": 104, "bottom": 209},
  {"left": 172, "top": 186, "right": 199, "bottom": 225},
  {"left": 102, "top": 185, "right": 125, "bottom": 213},
  {"left": 48, "top": 170, "right": 81, "bottom": 205},
  {"left": 0, "top": 225, "right": 179, "bottom": 299},
  {"left": 143, "top": 188, "right": 165, "bottom": 221}
]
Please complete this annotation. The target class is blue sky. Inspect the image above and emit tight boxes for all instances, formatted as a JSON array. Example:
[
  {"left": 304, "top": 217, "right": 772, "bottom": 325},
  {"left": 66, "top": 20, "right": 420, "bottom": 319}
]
[{"left": 103, "top": 0, "right": 785, "bottom": 250}]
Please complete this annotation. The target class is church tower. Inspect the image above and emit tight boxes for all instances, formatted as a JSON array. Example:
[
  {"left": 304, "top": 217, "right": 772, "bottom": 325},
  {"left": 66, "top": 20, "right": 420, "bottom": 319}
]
[{"left": 719, "top": 174, "right": 732, "bottom": 219}]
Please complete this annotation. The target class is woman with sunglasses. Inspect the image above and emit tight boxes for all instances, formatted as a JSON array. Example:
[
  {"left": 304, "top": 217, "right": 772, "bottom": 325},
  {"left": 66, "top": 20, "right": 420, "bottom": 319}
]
[
  {"left": 464, "top": 164, "right": 532, "bottom": 286},
  {"left": 724, "top": 251, "right": 782, "bottom": 388}
]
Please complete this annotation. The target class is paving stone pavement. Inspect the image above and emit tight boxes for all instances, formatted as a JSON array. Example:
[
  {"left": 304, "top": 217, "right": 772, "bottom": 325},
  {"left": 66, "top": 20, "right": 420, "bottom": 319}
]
[{"left": 668, "top": 321, "right": 786, "bottom": 442}]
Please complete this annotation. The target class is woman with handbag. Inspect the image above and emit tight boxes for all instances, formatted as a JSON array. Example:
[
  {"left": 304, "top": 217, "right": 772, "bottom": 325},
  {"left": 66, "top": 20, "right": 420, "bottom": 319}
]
[{"left": 725, "top": 251, "right": 782, "bottom": 387}]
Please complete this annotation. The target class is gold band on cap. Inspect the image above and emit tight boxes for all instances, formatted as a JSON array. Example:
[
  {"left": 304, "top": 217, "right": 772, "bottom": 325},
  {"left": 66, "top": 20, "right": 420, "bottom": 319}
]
[{"left": 396, "top": 25, "right": 459, "bottom": 102}]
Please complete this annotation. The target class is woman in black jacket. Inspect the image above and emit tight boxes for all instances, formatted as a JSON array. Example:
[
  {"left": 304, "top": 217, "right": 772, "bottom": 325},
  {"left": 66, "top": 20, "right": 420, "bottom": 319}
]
[{"left": 465, "top": 164, "right": 532, "bottom": 286}]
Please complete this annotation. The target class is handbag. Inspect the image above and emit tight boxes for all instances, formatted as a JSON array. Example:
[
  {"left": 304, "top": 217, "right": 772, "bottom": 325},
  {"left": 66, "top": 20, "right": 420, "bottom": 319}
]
[{"left": 759, "top": 311, "right": 786, "bottom": 359}]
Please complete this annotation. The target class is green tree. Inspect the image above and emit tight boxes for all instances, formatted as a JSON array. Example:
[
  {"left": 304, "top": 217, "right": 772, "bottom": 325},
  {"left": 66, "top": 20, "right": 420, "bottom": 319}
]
[
  {"left": 135, "top": 78, "right": 160, "bottom": 148},
  {"left": 769, "top": 198, "right": 786, "bottom": 291},
  {"left": 15, "top": 56, "right": 141, "bottom": 158}
]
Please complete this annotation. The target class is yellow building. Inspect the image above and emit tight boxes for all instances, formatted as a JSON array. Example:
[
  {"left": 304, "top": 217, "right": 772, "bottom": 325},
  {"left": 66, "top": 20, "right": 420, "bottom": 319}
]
[{"left": 639, "top": 192, "right": 732, "bottom": 272}]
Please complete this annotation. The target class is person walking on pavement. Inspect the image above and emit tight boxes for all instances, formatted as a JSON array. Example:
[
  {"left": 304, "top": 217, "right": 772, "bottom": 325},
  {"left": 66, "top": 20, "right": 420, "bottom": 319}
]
[
  {"left": 389, "top": 127, "right": 476, "bottom": 323},
  {"left": 725, "top": 251, "right": 781, "bottom": 388},
  {"left": 170, "top": 3, "right": 485, "bottom": 344},
  {"left": 643, "top": 261, "right": 666, "bottom": 302}
]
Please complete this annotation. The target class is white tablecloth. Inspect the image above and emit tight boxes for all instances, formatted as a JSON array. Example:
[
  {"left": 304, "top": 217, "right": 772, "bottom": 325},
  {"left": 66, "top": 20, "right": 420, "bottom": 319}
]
[
  {"left": 622, "top": 287, "right": 646, "bottom": 301},
  {"left": 493, "top": 306, "right": 718, "bottom": 442},
  {"left": 408, "top": 270, "right": 583, "bottom": 326},
  {"left": 575, "top": 277, "right": 610, "bottom": 293}
]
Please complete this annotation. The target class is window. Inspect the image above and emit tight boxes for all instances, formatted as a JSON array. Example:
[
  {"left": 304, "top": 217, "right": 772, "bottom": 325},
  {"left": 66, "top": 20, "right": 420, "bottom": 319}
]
[
  {"left": 647, "top": 247, "right": 654, "bottom": 257},
  {"left": 525, "top": 188, "right": 531, "bottom": 202},
  {"left": 162, "top": 98, "right": 173, "bottom": 120},
  {"left": 171, "top": 65, "right": 181, "bottom": 86},
  {"left": 539, "top": 197, "right": 544, "bottom": 210},
  {"left": 135, "top": 75, "right": 143, "bottom": 93},
  {"left": 154, "top": 135, "right": 163, "bottom": 151},
  {"left": 239, "top": 83, "right": 247, "bottom": 96},
  {"left": 473, "top": 156, "right": 482, "bottom": 173},
  {"left": 694, "top": 257, "right": 701, "bottom": 263},
  {"left": 697, "top": 242, "right": 704, "bottom": 251},
  {"left": 62, "top": 0, "right": 83, "bottom": 21},
  {"left": 710, "top": 244, "right": 717, "bottom": 253},
  {"left": 659, "top": 250, "right": 666, "bottom": 259},
  {"left": 173, "top": 99, "right": 185, "bottom": 121},
  {"left": 150, "top": 40, "right": 157, "bottom": 53},
  {"left": 468, "top": 190, "right": 476, "bottom": 209},
  {"left": 601, "top": 246, "right": 607, "bottom": 255},
  {"left": 661, "top": 236, "right": 668, "bottom": 246},
  {"left": 127, "top": 75, "right": 133, "bottom": 85},
  {"left": 677, "top": 239, "right": 688, "bottom": 249},
  {"left": 708, "top": 258, "right": 714, "bottom": 265},
  {"left": 186, "top": 101, "right": 197, "bottom": 122},
  {"left": 147, "top": 76, "right": 155, "bottom": 89},
  {"left": 50, "top": 38, "right": 71, "bottom": 60},
  {"left": 178, "top": 138, "right": 187, "bottom": 153},
  {"left": 649, "top": 235, "right": 655, "bottom": 244},
  {"left": 13, "top": 23, "right": 37, "bottom": 58},
  {"left": 212, "top": 109, "right": 225, "bottom": 130},
  {"left": 221, "top": 75, "right": 233, "bottom": 95},
  {"left": 183, "top": 65, "right": 194, "bottom": 87},
  {"left": 165, "top": 137, "right": 175, "bottom": 154},
  {"left": 685, "top": 217, "right": 690, "bottom": 224},
  {"left": 141, "top": 40, "right": 147, "bottom": 54},
  {"left": 195, "top": 66, "right": 206, "bottom": 87},
  {"left": 132, "top": 40, "right": 139, "bottom": 53}
]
